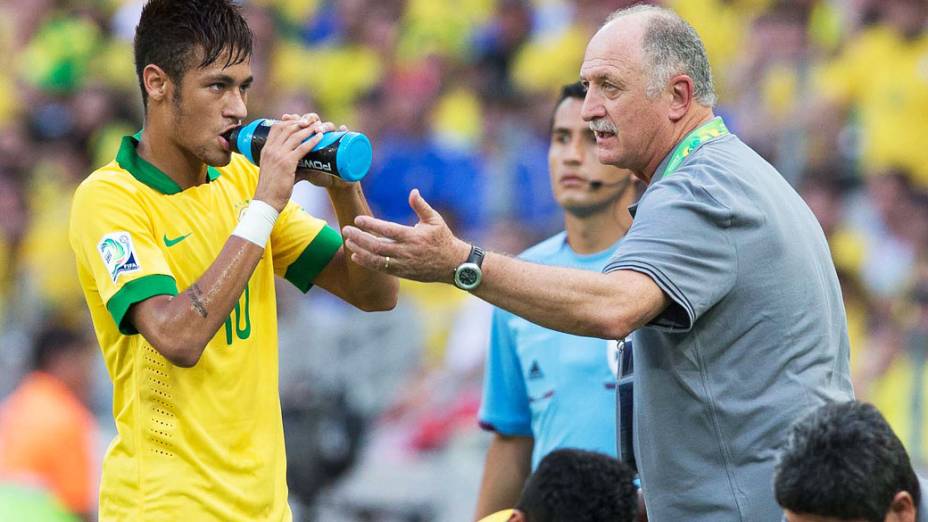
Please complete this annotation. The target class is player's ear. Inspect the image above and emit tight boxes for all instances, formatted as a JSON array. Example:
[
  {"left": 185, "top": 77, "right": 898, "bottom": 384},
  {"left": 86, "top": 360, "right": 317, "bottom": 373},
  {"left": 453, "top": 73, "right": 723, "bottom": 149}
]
[
  {"left": 508, "top": 510, "right": 526, "bottom": 522},
  {"left": 143, "top": 64, "right": 170, "bottom": 103},
  {"left": 888, "top": 490, "right": 916, "bottom": 522}
]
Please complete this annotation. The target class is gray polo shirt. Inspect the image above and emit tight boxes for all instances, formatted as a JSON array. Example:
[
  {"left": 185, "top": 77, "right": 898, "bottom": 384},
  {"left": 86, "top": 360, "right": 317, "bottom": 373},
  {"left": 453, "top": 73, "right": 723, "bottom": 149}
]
[{"left": 604, "top": 129, "right": 853, "bottom": 521}]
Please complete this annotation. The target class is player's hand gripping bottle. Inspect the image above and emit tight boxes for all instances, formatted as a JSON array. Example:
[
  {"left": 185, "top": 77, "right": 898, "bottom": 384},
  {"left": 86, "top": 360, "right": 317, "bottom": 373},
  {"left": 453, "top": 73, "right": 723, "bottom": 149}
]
[{"left": 225, "top": 118, "right": 373, "bottom": 182}]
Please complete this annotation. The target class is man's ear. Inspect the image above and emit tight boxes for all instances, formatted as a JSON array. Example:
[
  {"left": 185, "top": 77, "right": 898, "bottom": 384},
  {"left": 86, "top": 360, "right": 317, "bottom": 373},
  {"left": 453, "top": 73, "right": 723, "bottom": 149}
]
[
  {"left": 667, "top": 74, "right": 695, "bottom": 122},
  {"left": 143, "top": 64, "right": 170, "bottom": 103},
  {"left": 508, "top": 509, "right": 527, "bottom": 522},
  {"left": 888, "top": 490, "right": 916, "bottom": 522}
]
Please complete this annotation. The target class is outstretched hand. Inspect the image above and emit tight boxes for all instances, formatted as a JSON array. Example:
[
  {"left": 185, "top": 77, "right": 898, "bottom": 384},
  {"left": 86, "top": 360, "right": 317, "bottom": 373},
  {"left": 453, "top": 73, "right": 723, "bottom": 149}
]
[{"left": 341, "top": 189, "right": 471, "bottom": 284}]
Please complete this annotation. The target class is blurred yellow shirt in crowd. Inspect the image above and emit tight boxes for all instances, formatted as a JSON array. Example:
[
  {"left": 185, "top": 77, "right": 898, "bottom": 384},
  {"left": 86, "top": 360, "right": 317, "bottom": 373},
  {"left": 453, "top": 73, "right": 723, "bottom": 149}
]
[
  {"left": 817, "top": 25, "right": 928, "bottom": 185},
  {"left": 398, "top": 0, "right": 493, "bottom": 61},
  {"left": 870, "top": 353, "right": 928, "bottom": 463},
  {"left": 511, "top": 24, "right": 587, "bottom": 96},
  {"left": 272, "top": 42, "right": 383, "bottom": 124},
  {"left": 670, "top": 0, "right": 770, "bottom": 100},
  {"left": 22, "top": 167, "right": 84, "bottom": 323},
  {"left": 69, "top": 138, "right": 342, "bottom": 521}
]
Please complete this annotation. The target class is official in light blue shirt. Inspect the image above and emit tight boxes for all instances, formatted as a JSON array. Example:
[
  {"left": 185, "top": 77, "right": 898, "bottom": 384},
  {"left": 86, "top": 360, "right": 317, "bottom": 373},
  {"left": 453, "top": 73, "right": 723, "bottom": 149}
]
[
  {"left": 471, "top": 83, "right": 640, "bottom": 519},
  {"left": 479, "top": 232, "right": 623, "bottom": 469}
]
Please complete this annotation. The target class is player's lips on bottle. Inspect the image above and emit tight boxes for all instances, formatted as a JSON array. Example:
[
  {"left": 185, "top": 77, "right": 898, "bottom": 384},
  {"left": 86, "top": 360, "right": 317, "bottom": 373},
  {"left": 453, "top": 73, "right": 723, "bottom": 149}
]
[{"left": 219, "top": 127, "right": 237, "bottom": 152}]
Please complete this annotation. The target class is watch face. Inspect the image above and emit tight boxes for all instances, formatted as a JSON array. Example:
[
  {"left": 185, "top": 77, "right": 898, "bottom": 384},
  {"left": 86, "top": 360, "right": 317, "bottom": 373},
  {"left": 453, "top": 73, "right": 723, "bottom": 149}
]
[
  {"left": 455, "top": 263, "right": 482, "bottom": 290},
  {"left": 459, "top": 268, "right": 479, "bottom": 286}
]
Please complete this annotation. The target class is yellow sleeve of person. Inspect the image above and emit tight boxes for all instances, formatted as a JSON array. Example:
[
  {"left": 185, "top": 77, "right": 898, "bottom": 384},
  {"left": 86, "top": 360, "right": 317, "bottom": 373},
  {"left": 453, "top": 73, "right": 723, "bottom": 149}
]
[{"left": 511, "top": 25, "right": 587, "bottom": 96}]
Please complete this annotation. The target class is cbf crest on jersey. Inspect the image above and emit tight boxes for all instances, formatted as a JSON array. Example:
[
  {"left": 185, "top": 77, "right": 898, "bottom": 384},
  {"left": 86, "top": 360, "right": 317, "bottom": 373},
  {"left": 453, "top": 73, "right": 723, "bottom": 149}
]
[{"left": 98, "top": 232, "right": 140, "bottom": 282}]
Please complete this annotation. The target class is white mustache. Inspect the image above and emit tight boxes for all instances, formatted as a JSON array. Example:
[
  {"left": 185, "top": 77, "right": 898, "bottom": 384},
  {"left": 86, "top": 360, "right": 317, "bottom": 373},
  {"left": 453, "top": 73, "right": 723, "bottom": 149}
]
[{"left": 589, "top": 119, "right": 617, "bottom": 133}]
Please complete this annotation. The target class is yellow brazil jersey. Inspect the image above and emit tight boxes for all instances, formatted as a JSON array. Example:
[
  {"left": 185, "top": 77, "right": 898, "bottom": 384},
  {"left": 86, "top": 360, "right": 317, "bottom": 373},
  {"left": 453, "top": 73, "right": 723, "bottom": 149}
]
[
  {"left": 816, "top": 25, "right": 928, "bottom": 185},
  {"left": 68, "top": 135, "right": 342, "bottom": 521}
]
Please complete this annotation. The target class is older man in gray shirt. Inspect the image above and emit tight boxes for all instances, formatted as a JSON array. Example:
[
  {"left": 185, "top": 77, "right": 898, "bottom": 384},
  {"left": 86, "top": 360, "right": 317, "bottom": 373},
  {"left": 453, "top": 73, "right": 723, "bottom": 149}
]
[
  {"left": 343, "top": 5, "right": 853, "bottom": 521},
  {"left": 605, "top": 118, "right": 853, "bottom": 519}
]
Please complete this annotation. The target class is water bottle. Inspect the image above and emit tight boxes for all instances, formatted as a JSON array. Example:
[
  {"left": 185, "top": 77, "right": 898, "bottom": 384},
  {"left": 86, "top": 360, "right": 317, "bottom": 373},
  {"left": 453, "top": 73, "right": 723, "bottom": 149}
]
[{"left": 225, "top": 118, "right": 373, "bottom": 182}]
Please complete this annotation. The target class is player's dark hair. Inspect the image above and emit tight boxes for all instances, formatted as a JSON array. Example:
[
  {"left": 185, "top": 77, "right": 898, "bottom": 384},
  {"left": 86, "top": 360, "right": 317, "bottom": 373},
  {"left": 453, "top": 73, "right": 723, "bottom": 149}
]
[
  {"left": 774, "top": 401, "right": 920, "bottom": 522},
  {"left": 134, "top": 0, "right": 253, "bottom": 108},
  {"left": 558, "top": 82, "right": 587, "bottom": 105},
  {"left": 516, "top": 448, "right": 638, "bottom": 522},
  {"left": 31, "top": 326, "right": 86, "bottom": 371},
  {"left": 550, "top": 82, "right": 587, "bottom": 131}
]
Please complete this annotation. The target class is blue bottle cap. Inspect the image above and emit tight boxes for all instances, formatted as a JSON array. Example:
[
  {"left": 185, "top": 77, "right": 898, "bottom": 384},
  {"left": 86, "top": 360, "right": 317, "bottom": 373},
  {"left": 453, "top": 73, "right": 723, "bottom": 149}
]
[
  {"left": 236, "top": 119, "right": 265, "bottom": 165},
  {"left": 334, "top": 132, "right": 373, "bottom": 182}
]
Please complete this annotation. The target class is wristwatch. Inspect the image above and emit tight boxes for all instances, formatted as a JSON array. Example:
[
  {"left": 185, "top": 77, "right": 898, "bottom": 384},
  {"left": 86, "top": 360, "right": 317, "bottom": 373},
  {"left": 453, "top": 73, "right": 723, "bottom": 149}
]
[{"left": 453, "top": 245, "right": 486, "bottom": 291}]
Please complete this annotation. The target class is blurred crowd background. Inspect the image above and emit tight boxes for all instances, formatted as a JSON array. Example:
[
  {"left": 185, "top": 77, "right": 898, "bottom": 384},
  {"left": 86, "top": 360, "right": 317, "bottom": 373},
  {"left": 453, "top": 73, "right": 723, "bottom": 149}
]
[{"left": 1, "top": 0, "right": 928, "bottom": 520}]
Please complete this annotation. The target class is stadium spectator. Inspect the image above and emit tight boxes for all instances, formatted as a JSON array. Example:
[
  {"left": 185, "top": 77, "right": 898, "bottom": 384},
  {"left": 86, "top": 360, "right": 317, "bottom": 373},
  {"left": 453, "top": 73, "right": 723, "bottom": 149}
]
[
  {"left": 814, "top": 0, "right": 928, "bottom": 186},
  {"left": 0, "top": 325, "right": 98, "bottom": 521},
  {"left": 343, "top": 5, "right": 853, "bottom": 520},
  {"left": 67, "top": 0, "right": 397, "bottom": 519},
  {"left": 775, "top": 400, "right": 928, "bottom": 522},
  {"left": 478, "top": 448, "right": 638, "bottom": 522},
  {"left": 474, "top": 81, "right": 639, "bottom": 519}
]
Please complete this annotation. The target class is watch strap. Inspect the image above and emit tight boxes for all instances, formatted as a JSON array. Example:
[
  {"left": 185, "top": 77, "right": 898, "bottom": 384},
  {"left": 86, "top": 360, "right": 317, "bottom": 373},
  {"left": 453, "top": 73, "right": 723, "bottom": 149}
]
[{"left": 467, "top": 245, "right": 486, "bottom": 267}]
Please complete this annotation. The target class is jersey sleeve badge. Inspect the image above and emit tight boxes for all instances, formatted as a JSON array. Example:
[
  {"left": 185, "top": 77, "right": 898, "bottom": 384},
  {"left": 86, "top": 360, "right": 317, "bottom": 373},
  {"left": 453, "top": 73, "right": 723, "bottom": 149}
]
[{"left": 98, "top": 232, "right": 141, "bottom": 283}]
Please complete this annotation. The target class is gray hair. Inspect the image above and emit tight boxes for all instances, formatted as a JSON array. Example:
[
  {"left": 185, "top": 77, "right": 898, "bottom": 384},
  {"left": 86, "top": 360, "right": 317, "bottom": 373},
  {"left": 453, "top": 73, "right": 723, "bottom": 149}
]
[{"left": 606, "top": 4, "right": 716, "bottom": 107}]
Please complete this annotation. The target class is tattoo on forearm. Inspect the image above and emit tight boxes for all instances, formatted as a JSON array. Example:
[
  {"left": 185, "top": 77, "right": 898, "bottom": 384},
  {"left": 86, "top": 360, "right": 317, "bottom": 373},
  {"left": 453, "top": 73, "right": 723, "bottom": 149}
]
[{"left": 189, "top": 284, "right": 208, "bottom": 318}]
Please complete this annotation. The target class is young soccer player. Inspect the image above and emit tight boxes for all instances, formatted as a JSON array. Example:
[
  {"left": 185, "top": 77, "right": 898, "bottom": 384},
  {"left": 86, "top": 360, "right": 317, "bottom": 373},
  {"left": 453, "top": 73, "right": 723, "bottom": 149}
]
[{"left": 68, "top": 1, "right": 397, "bottom": 519}]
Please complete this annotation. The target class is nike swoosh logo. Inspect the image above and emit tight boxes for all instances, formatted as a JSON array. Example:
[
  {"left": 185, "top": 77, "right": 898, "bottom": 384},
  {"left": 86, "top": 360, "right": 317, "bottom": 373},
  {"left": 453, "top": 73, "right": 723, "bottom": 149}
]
[{"left": 163, "top": 233, "right": 191, "bottom": 247}]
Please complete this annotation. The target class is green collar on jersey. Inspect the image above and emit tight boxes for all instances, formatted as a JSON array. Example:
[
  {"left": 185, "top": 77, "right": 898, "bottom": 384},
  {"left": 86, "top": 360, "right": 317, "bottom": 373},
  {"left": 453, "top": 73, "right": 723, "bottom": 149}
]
[
  {"left": 115, "top": 131, "right": 221, "bottom": 195},
  {"left": 661, "top": 117, "right": 730, "bottom": 178}
]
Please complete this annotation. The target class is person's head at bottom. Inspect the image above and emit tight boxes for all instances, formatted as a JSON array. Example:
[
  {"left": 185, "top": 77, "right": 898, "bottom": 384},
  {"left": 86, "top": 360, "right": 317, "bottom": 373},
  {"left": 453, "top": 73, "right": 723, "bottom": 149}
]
[
  {"left": 774, "top": 401, "right": 921, "bottom": 522},
  {"left": 482, "top": 448, "right": 638, "bottom": 522}
]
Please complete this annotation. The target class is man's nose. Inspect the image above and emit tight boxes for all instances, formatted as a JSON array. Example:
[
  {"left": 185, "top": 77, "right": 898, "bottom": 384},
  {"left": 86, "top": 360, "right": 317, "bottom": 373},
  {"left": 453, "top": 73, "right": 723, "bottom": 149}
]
[
  {"left": 563, "top": 137, "right": 584, "bottom": 164},
  {"left": 581, "top": 87, "right": 605, "bottom": 122},
  {"left": 226, "top": 91, "right": 247, "bottom": 121}
]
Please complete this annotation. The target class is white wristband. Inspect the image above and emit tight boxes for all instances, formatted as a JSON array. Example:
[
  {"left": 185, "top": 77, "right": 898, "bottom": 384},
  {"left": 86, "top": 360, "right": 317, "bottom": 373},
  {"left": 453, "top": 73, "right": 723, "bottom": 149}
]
[{"left": 232, "top": 199, "right": 279, "bottom": 248}]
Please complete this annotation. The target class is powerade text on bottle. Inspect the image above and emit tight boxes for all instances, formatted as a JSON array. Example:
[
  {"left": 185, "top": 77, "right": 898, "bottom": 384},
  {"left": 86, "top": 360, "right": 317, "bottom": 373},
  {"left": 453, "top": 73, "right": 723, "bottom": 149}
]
[{"left": 225, "top": 118, "right": 373, "bottom": 182}]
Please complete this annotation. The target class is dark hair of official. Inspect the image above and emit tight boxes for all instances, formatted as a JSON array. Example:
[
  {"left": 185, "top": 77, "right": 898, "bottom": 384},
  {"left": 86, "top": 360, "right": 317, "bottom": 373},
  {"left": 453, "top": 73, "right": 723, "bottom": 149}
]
[
  {"left": 549, "top": 82, "right": 587, "bottom": 131},
  {"left": 31, "top": 326, "right": 85, "bottom": 371},
  {"left": 134, "top": 0, "right": 253, "bottom": 108},
  {"left": 774, "top": 401, "right": 920, "bottom": 522},
  {"left": 516, "top": 448, "right": 638, "bottom": 522}
]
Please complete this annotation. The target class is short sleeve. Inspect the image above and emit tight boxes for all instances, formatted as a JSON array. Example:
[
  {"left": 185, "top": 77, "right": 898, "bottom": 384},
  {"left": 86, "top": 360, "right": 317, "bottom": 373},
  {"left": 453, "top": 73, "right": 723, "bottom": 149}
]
[
  {"left": 477, "top": 308, "right": 533, "bottom": 436},
  {"left": 270, "top": 200, "right": 343, "bottom": 293},
  {"left": 604, "top": 175, "right": 737, "bottom": 332},
  {"left": 69, "top": 179, "right": 177, "bottom": 334}
]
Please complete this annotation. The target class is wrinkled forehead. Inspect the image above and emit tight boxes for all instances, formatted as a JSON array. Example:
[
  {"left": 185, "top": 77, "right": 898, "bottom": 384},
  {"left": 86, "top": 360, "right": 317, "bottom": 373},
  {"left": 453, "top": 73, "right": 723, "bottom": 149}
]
[{"left": 580, "top": 18, "right": 646, "bottom": 80}]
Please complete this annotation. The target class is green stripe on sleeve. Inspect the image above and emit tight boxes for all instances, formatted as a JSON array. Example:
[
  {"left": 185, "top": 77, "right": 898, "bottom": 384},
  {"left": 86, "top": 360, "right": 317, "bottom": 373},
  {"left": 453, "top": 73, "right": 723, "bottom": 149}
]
[
  {"left": 106, "top": 274, "right": 179, "bottom": 335},
  {"left": 284, "top": 225, "right": 344, "bottom": 293}
]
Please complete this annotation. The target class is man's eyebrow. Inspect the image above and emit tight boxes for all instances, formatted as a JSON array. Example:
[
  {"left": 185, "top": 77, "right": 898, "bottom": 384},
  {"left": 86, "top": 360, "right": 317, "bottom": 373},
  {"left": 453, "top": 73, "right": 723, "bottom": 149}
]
[
  {"left": 584, "top": 71, "right": 624, "bottom": 86},
  {"left": 202, "top": 74, "right": 254, "bottom": 85}
]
